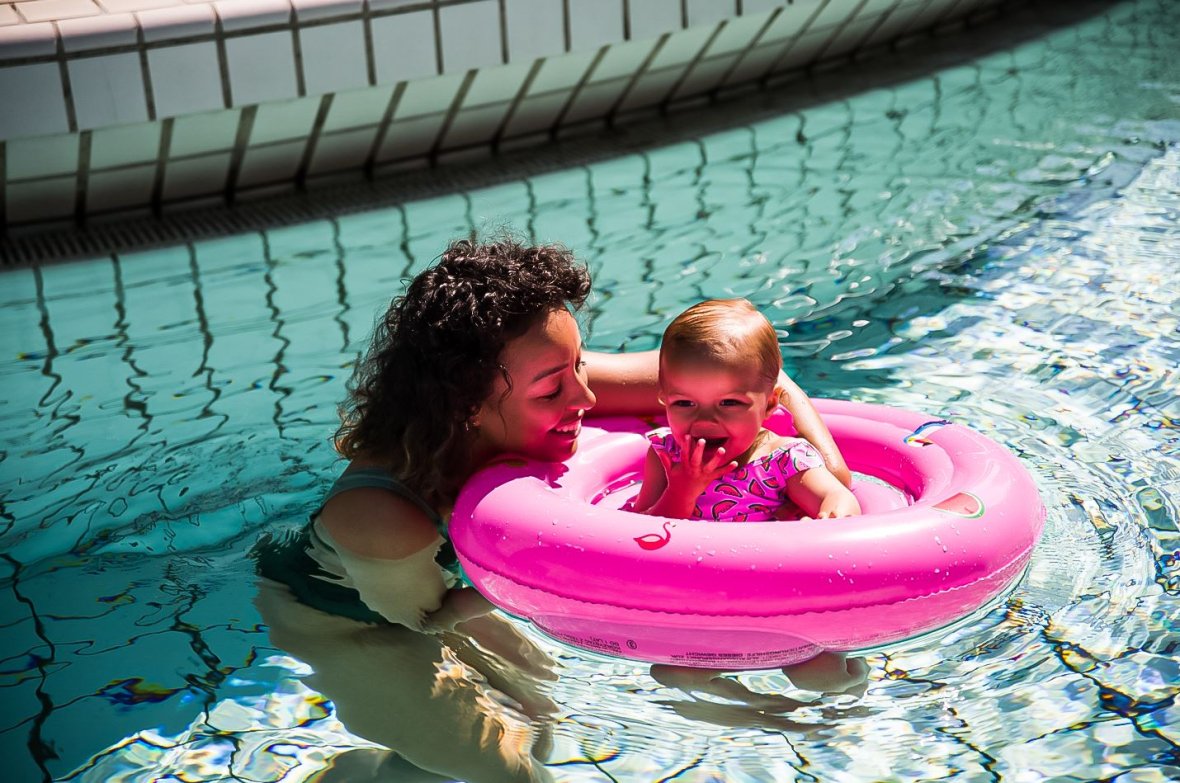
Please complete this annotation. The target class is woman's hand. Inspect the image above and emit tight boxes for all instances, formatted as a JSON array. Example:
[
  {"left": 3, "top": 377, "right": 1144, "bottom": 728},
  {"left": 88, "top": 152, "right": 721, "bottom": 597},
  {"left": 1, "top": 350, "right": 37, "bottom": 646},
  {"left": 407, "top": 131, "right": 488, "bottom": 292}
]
[{"left": 776, "top": 373, "right": 852, "bottom": 488}]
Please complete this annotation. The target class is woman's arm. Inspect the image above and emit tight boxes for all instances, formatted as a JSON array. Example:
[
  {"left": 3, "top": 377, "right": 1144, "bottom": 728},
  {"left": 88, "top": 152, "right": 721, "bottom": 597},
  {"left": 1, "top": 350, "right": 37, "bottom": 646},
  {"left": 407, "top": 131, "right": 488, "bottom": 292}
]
[
  {"left": 786, "top": 467, "right": 861, "bottom": 519},
  {"left": 584, "top": 349, "right": 661, "bottom": 416},
  {"left": 777, "top": 373, "right": 852, "bottom": 487}
]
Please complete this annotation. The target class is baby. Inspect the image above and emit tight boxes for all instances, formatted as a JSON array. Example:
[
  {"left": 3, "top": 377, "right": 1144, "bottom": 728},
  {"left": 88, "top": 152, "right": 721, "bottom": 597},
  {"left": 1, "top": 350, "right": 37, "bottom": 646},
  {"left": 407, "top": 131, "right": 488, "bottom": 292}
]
[{"left": 632, "top": 299, "right": 860, "bottom": 521}]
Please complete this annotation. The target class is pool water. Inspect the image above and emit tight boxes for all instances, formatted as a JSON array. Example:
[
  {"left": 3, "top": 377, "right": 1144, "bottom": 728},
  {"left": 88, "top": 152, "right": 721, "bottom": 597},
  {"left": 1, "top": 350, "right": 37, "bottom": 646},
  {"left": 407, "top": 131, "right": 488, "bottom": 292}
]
[{"left": 2, "top": 1, "right": 1178, "bottom": 781}]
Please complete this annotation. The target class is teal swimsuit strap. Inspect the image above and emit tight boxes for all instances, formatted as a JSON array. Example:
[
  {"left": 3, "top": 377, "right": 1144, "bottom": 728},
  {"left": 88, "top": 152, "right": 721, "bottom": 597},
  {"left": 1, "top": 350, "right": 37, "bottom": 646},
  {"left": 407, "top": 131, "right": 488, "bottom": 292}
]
[{"left": 320, "top": 466, "right": 447, "bottom": 538}]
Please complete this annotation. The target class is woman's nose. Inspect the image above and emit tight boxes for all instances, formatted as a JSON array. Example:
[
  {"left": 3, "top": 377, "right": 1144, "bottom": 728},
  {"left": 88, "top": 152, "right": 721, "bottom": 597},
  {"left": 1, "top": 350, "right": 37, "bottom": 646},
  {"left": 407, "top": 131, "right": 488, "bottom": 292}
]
[{"left": 571, "top": 371, "right": 596, "bottom": 410}]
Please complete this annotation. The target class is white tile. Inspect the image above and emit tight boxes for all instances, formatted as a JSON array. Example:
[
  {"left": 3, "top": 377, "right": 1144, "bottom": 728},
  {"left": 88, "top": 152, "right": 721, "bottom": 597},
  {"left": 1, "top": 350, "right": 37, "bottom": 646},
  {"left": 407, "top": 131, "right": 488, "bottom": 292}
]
[
  {"left": 614, "top": 65, "right": 680, "bottom": 114},
  {"left": 648, "top": 24, "right": 715, "bottom": 70},
  {"left": 214, "top": 0, "right": 291, "bottom": 32},
  {"left": 5, "top": 132, "right": 77, "bottom": 179},
  {"left": 568, "top": 0, "right": 623, "bottom": 51},
  {"left": 321, "top": 85, "right": 394, "bottom": 132},
  {"left": 627, "top": 0, "right": 680, "bottom": 40},
  {"left": 0, "top": 20, "right": 57, "bottom": 56},
  {"left": 370, "top": 10, "right": 437, "bottom": 84},
  {"left": 775, "top": 28, "right": 828, "bottom": 71},
  {"left": 501, "top": 90, "right": 565, "bottom": 137},
  {"left": 561, "top": 77, "right": 628, "bottom": 124},
  {"left": 810, "top": 0, "right": 863, "bottom": 30},
  {"left": 86, "top": 163, "right": 155, "bottom": 212},
  {"left": 670, "top": 51, "right": 736, "bottom": 100},
  {"left": 6, "top": 175, "right": 75, "bottom": 222},
  {"left": 161, "top": 150, "right": 230, "bottom": 200},
  {"left": 291, "top": 0, "right": 360, "bottom": 22},
  {"left": 225, "top": 32, "right": 299, "bottom": 105},
  {"left": 69, "top": 53, "right": 149, "bottom": 130},
  {"left": 377, "top": 112, "right": 446, "bottom": 160},
  {"left": 307, "top": 125, "right": 375, "bottom": 174},
  {"left": 685, "top": 0, "right": 734, "bottom": 26},
  {"left": 742, "top": 0, "right": 787, "bottom": 13},
  {"left": 394, "top": 71, "right": 465, "bottom": 119},
  {"left": 441, "top": 101, "right": 510, "bottom": 149},
  {"left": 705, "top": 11, "right": 773, "bottom": 56},
  {"left": 58, "top": 12, "right": 138, "bottom": 51},
  {"left": 97, "top": 0, "right": 174, "bottom": 12},
  {"left": 439, "top": 0, "right": 502, "bottom": 72},
  {"left": 15, "top": 0, "right": 100, "bottom": 24},
  {"left": 148, "top": 43, "right": 225, "bottom": 118},
  {"left": 825, "top": 15, "right": 881, "bottom": 58},
  {"left": 0, "top": 6, "right": 20, "bottom": 25},
  {"left": 90, "top": 122, "right": 161, "bottom": 168},
  {"left": 137, "top": 4, "right": 215, "bottom": 42},
  {"left": 250, "top": 95, "right": 320, "bottom": 144},
  {"left": 722, "top": 40, "right": 782, "bottom": 85},
  {"left": 170, "top": 108, "right": 240, "bottom": 156},
  {"left": 760, "top": 0, "right": 822, "bottom": 42},
  {"left": 463, "top": 61, "right": 530, "bottom": 108},
  {"left": 236, "top": 138, "right": 304, "bottom": 186},
  {"left": 300, "top": 20, "right": 369, "bottom": 95},
  {"left": 504, "top": 0, "right": 564, "bottom": 63},
  {"left": 528, "top": 49, "right": 597, "bottom": 94},
  {"left": 0, "top": 64, "right": 69, "bottom": 140},
  {"left": 591, "top": 38, "right": 658, "bottom": 82}
]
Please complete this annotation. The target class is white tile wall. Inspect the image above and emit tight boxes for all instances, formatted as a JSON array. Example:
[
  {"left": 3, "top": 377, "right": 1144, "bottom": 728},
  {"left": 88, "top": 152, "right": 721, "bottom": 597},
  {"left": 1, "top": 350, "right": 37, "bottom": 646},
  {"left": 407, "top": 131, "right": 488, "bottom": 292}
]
[
  {"left": 321, "top": 86, "right": 395, "bottom": 133},
  {"left": 378, "top": 112, "right": 448, "bottom": 159},
  {"left": 627, "top": 0, "right": 681, "bottom": 40},
  {"left": 742, "top": 0, "right": 788, "bottom": 13},
  {"left": 500, "top": 90, "right": 566, "bottom": 137},
  {"left": 307, "top": 125, "right": 374, "bottom": 173},
  {"left": 568, "top": 0, "right": 623, "bottom": 52},
  {"left": 370, "top": 10, "right": 437, "bottom": 84},
  {"left": 592, "top": 38, "right": 659, "bottom": 82},
  {"left": 462, "top": 61, "right": 531, "bottom": 108},
  {"left": 395, "top": 72, "right": 465, "bottom": 119},
  {"left": 671, "top": 51, "right": 738, "bottom": 100},
  {"left": 225, "top": 32, "right": 299, "bottom": 105},
  {"left": 6, "top": 132, "right": 78, "bottom": 179},
  {"left": 170, "top": 108, "right": 241, "bottom": 156},
  {"left": 0, "top": 6, "right": 20, "bottom": 24},
  {"left": 236, "top": 138, "right": 304, "bottom": 187},
  {"left": 214, "top": 0, "right": 291, "bottom": 32},
  {"left": 442, "top": 101, "right": 511, "bottom": 149},
  {"left": 561, "top": 77, "right": 628, "bottom": 125},
  {"left": 528, "top": 49, "right": 598, "bottom": 95},
  {"left": 98, "top": 0, "right": 176, "bottom": 12},
  {"left": 761, "top": 0, "right": 823, "bottom": 43},
  {"left": 16, "top": 0, "right": 100, "bottom": 24},
  {"left": 90, "top": 122, "right": 161, "bottom": 168},
  {"left": 87, "top": 163, "right": 156, "bottom": 211},
  {"left": 685, "top": 0, "right": 734, "bottom": 27},
  {"left": 58, "top": 12, "right": 138, "bottom": 50},
  {"left": 6, "top": 175, "right": 76, "bottom": 221},
  {"left": 0, "top": 20, "right": 58, "bottom": 56},
  {"left": 251, "top": 96, "right": 320, "bottom": 144},
  {"left": 136, "top": 4, "right": 215, "bottom": 42},
  {"left": 826, "top": 15, "right": 886, "bottom": 59},
  {"left": 647, "top": 24, "right": 715, "bottom": 70},
  {"left": 147, "top": 43, "right": 225, "bottom": 118},
  {"left": 69, "top": 53, "right": 150, "bottom": 129},
  {"left": 291, "top": 0, "right": 361, "bottom": 21},
  {"left": 439, "top": 0, "right": 502, "bottom": 72},
  {"left": 706, "top": 11, "right": 774, "bottom": 56},
  {"left": 0, "top": 63, "right": 69, "bottom": 139},
  {"left": 504, "top": 0, "right": 565, "bottom": 63},
  {"left": 300, "top": 21, "right": 369, "bottom": 95},
  {"left": 614, "top": 65, "right": 681, "bottom": 115},
  {"left": 161, "top": 150, "right": 230, "bottom": 199}
]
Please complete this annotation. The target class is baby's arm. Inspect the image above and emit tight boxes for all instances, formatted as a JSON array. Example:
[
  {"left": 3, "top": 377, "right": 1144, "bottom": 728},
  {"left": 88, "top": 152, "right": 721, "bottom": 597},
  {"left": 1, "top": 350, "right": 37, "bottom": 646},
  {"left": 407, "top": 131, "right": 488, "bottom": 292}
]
[
  {"left": 786, "top": 465, "right": 861, "bottom": 519},
  {"left": 631, "top": 447, "right": 669, "bottom": 514},
  {"left": 777, "top": 373, "right": 852, "bottom": 488}
]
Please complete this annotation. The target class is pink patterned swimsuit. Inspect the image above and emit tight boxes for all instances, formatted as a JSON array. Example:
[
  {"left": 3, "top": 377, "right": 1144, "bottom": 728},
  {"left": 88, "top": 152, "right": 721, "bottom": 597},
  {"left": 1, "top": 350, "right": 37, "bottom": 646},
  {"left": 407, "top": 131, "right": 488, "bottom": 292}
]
[{"left": 649, "top": 428, "right": 825, "bottom": 521}]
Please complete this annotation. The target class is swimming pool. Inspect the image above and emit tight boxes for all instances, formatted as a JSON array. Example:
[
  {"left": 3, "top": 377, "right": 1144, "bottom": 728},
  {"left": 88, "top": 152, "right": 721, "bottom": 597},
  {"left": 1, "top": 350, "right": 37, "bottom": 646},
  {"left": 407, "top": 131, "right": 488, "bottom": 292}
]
[{"left": 1, "top": 0, "right": 1177, "bottom": 781}]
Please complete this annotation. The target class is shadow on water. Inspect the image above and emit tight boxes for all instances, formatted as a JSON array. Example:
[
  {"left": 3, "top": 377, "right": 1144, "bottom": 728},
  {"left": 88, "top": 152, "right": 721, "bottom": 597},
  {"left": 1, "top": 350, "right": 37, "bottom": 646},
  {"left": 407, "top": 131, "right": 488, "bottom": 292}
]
[{"left": 0, "top": 0, "right": 1123, "bottom": 267}]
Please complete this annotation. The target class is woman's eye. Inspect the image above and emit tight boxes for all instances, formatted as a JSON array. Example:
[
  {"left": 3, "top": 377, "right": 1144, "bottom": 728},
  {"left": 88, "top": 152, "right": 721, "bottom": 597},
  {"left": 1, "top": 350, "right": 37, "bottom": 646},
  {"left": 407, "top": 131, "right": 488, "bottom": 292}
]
[{"left": 540, "top": 386, "right": 562, "bottom": 401}]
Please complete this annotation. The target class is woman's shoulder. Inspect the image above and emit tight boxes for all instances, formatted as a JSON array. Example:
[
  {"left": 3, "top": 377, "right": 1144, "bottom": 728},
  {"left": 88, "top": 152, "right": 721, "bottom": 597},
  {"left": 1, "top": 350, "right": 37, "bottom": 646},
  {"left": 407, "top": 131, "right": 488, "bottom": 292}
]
[{"left": 318, "top": 468, "right": 444, "bottom": 561}]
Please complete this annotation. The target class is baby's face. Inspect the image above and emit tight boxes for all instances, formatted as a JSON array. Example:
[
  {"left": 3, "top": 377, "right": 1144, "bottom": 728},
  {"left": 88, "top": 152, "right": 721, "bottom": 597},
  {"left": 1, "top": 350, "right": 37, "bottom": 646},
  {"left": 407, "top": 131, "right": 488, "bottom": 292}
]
[{"left": 659, "top": 357, "right": 778, "bottom": 464}]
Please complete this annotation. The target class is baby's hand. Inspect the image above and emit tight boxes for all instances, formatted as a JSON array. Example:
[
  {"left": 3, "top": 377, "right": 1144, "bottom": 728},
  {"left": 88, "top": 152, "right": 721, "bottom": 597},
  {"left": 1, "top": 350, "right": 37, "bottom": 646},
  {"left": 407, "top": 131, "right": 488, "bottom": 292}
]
[{"left": 656, "top": 437, "right": 738, "bottom": 496}]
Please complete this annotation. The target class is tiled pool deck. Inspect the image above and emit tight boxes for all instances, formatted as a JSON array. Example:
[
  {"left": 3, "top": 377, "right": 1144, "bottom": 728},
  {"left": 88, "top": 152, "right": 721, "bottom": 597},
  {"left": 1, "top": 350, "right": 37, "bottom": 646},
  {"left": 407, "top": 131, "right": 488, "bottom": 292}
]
[{"left": 1, "top": 0, "right": 1010, "bottom": 231}]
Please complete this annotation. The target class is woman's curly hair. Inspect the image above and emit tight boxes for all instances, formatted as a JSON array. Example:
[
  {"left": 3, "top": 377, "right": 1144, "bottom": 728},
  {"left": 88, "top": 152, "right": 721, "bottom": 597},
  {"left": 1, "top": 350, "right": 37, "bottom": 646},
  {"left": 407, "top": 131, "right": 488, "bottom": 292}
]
[{"left": 335, "top": 238, "right": 591, "bottom": 506}]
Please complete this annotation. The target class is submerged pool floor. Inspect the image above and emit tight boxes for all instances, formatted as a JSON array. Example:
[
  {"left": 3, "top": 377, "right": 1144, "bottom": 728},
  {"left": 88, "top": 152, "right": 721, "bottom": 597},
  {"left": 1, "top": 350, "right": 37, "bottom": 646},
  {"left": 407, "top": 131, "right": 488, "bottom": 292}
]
[{"left": 1, "top": 1, "right": 1177, "bottom": 781}]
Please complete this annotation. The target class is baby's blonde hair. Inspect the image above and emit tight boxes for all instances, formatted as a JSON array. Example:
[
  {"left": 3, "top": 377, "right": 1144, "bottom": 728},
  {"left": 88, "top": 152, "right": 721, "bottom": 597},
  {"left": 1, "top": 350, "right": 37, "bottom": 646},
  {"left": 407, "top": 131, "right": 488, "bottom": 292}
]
[{"left": 659, "top": 299, "right": 782, "bottom": 390}]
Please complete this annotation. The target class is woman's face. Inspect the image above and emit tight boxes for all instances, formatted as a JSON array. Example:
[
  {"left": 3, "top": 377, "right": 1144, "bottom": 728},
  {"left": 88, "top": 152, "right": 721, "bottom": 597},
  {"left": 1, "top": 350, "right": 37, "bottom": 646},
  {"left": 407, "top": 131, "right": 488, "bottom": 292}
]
[{"left": 472, "top": 308, "right": 596, "bottom": 463}]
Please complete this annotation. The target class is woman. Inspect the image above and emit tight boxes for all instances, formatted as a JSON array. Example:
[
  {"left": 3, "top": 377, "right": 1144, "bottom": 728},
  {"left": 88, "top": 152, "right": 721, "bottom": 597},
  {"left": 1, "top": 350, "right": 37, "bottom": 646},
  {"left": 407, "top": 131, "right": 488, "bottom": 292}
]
[{"left": 293, "top": 237, "right": 849, "bottom": 631}]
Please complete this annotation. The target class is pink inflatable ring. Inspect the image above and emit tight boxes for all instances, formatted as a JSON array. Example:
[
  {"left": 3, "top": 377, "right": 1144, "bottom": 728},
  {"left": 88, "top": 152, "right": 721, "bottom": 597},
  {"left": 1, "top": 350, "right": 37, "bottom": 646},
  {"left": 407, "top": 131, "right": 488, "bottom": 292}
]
[{"left": 451, "top": 399, "right": 1046, "bottom": 669}]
